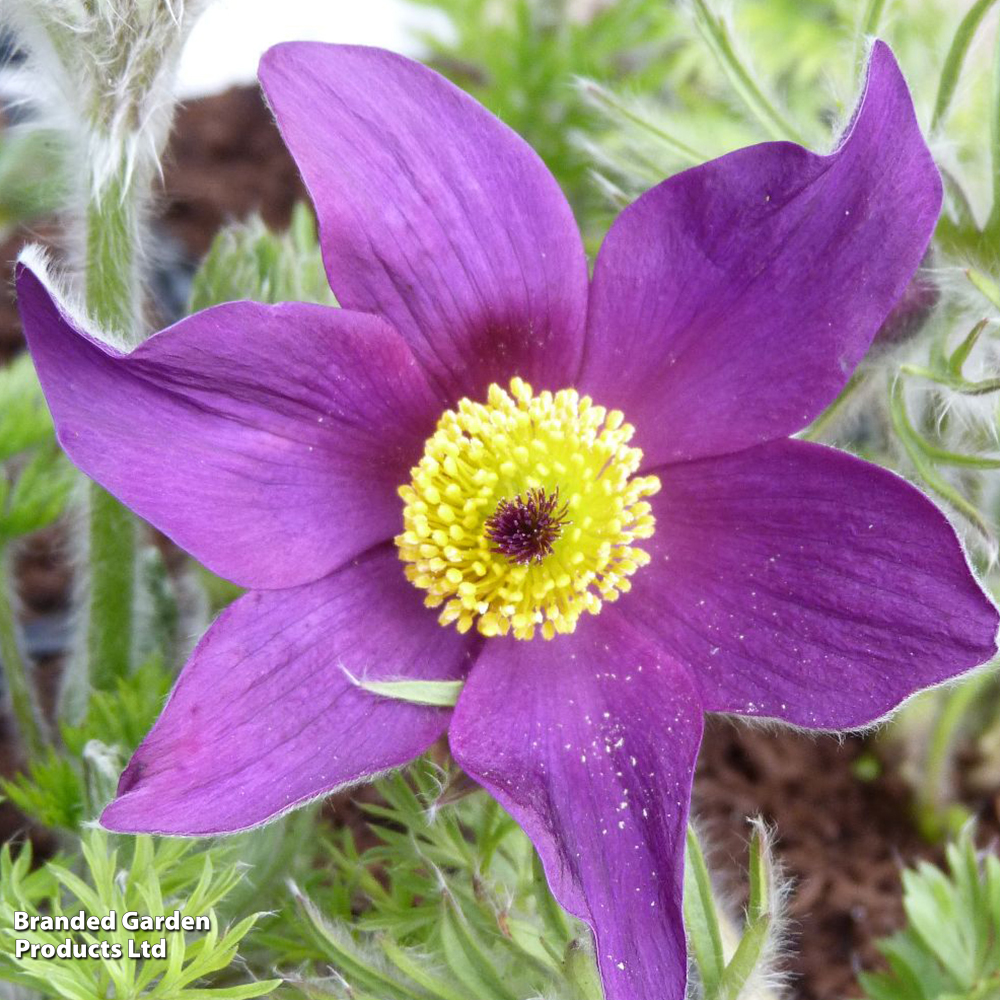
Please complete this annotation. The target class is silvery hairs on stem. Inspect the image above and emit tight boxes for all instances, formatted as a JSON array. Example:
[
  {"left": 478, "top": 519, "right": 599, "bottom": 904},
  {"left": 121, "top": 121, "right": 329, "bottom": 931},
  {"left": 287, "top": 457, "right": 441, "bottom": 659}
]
[{"left": 4, "top": 0, "right": 211, "bottom": 200}]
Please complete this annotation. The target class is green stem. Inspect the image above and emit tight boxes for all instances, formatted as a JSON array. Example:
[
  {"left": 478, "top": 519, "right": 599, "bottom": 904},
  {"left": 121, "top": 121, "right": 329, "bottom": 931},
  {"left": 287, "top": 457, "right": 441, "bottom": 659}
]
[
  {"left": 0, "top": 545, "right": 46, "bottom": 757},
  {"left": 801, "top": 370, "right": 867, "bottom": 441},
  {"left": 532, "top": 849, "right": 570, "bottom": 945},
  {"left": 684, "top": 825, "right": 726, "bottom": 997},
  {"left": 861, "top": 0, "right": 889, "bottom": 36},
  {"left": 856, "top": 0, "right": 890, "bottom": 75},
  {"left": 84, "top": 171, "right": 138, "bottom": 339},
  {"left": 85, "top": 485, "right": 137, "bottom": 690},
  {"left": 900, "top": 363, "right": 1000, "bottom": 396},
  {"left": 83, "top": 163, "right": 139, "bottom": 692},
  {"left": 690, "top": 0, "right": 806, "bottom": 144},
  {"left": 987, "top": 24, "right": 1000, "bottom": 237},
  {"left": 906, "top": 434, "right": 1000, "bottom": 470},
  {"left": 918, "top": 672, "right": 994, "bottom": 839},
  {"left": 582, "top": 81, "right": 706, "bottom": 165},
  {"left": 967, "top": 267, "right": 1000, "bottom": 309},
  {"left": 931, "top": 0, "right": 1000, "bottom": 131},
  {"left": 949, "top": 320, "right": 989, "bottom": 377},
  {"left": 888, "top": 377, "right": 996, "bottom": 543}
]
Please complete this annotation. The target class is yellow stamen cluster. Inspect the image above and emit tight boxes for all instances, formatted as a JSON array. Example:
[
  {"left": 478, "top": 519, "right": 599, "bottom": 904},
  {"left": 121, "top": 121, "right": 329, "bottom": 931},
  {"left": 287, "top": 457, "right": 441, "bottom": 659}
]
[{"left": 396, "top": 378, "right": 661, "bottom": 640}]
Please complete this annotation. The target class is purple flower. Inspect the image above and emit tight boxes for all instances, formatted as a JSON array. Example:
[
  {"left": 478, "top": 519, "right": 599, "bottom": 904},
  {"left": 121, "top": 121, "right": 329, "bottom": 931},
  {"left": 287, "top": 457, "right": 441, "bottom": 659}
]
[{"left": 15, "top": 40, "right": 998, "bottom": 1000}]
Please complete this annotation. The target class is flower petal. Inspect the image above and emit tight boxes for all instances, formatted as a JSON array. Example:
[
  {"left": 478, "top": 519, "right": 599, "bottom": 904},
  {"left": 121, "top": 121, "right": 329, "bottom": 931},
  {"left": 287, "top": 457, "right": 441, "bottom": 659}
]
[
  {"left": 580, "top": 41, "right": 942, "bottom": 465},
  {"left": 449, "top": 613, "right": 703, "bottom": 1000},
  {"left": 101, "top": 544, "right": 478, "bottom": 835},
  {"left": 17, "top": 263, "right": 440, "bottom": 589},
  {"left": 628, "top": 439, "right": 998, "bottom": 729},
  {"left": 258, "top": 43, "right": 588, "bottom": 404}
]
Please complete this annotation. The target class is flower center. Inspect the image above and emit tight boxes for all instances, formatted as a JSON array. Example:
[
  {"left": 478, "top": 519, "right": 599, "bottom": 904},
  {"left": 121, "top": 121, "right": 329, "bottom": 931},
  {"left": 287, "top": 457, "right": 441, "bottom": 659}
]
[
  {"left": 485, "top": 487, "right": 570, "bottom": 565},
  {"left": 396, "top": 378, "right": 660, "bottom": 641}
]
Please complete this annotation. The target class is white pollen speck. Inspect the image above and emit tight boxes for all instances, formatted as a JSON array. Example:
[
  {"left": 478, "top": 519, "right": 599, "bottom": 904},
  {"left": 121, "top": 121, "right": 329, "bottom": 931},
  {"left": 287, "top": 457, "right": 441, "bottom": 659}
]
[{"left": 617, "top": 961, "right": 626, "bottom": 971}]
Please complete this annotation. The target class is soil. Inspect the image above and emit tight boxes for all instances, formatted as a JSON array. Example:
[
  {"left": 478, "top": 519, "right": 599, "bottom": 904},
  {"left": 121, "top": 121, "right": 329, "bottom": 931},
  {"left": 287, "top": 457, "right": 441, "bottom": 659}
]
[
  {"left": 160, "top": 86, "right": 307, "bottom": 263},
  {"left": 693, "top": 720, "right": 949, "bottom": 999},
  {"left": 1, "top": 84, "right": 995, "bottom": 1000}
]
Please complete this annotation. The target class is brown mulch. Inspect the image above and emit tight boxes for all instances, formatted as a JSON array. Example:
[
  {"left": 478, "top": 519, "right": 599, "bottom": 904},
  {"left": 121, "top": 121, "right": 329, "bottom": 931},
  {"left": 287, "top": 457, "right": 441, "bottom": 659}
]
[
  {"left": 162, "top": 85, "right": 306, "bottom": 260},
  {"left": 2, "top": 83, "right": 996, "bottom": 999},
  {"left": 694, "top": 719, "right": 949, "bottom": 999}
]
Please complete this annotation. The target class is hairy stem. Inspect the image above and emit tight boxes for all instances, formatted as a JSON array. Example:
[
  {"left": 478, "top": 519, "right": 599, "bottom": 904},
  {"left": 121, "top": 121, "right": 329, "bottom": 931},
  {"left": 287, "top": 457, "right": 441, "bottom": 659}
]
[
  {"left": 860, "top": 0, "right": 889, "bottom": 40},
  {"left": 988, "top": 24, "right": 1000, "bottom": 237},
  {"left": 931, "top": 0, "right": 1000, "bottom": 131},
  {"left": 918, "top": 671, "right": 994, "bottom": 839},
  {"left": 82, "top": 163, "right": 139, "bottom": 692},
  {"left": 690, "top": 0, "right": 806, "bottom": 145},
  {"left": 0, "top": 545, "right": 46, "bottom": 758},
  {"left": 85, "top": 484, "right": 137, "bottom": 690},
  {"left": 801, "top": 370, "right": 867, "bottom": 441},
  {"left": 85, "top": 169, "right": 139, "bottom": 341},
  {"left": 888, "top": 376, "right": 996, "bottom": 547}
]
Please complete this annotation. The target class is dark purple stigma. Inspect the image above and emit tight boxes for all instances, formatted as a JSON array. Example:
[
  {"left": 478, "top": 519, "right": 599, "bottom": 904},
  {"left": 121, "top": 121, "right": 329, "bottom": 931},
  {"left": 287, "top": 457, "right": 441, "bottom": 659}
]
[{"left": 484, "top": 488, "right": 570, "bottom": 566}]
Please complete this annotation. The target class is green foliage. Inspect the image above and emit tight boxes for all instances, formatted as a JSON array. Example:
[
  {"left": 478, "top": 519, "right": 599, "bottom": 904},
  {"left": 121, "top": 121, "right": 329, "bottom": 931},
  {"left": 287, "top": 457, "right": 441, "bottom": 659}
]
[
  {"left": 0, "top": 126, "right": 67, "bottom": 234},
  {"left": 1, "top": 748, "right": 86, "bottom": 832},
  {"left": 266, "top": 759, "right": 595, "bottom": 1000},
  {"left": 189, "top": 203, "right": 335, "bottom": 312},
  {"left": 0, "top": 355, "right": 73, "bottom": 542},
  {"left": 687, "top": 0, "right": 806, "bottom": 144},
  {"left": 195, "top": 565, "right": 245, "bottom": 615},
  {"left": 0, "top": 353, "right": 55, "bottom": 462},
  {"left": 0, "top": 830, "right": 280, "bottom": 1000},
  {"left": 405, "top": 0, "right": 683, "bottom": 242},
  {"left": 859, "top": 828, "right": 1000, "bottom": 1000},
  {"left": 577, "top": 0, "right": 850, "bottom": 201},
  {"left": 0, "top": 439, "right": 75, "bottom": 542},
  {"left": 62, "top": 656, "right": 174, "bottom": 758},
  {"left": 1, "top": 657, "right": 174, "bottom": 833},
  {"left": 0, "top": 351, "right": 73, "bottom": 754}
]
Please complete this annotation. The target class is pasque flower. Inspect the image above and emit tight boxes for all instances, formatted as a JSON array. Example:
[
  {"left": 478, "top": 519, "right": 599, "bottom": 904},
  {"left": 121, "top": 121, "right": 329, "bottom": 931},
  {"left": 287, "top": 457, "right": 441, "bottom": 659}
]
[{"left": 15, "top": 40, "right": 998, "bottom": 1000}]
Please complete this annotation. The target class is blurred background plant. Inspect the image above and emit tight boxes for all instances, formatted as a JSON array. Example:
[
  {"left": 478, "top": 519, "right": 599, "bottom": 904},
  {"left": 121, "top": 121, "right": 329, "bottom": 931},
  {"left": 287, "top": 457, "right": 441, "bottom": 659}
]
[
  {"left": 857, "top": 827, "right": 1000, "bottom": 1000},
  {"left": 0, "top": 0, "right": 998, "bottom": 998}
]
